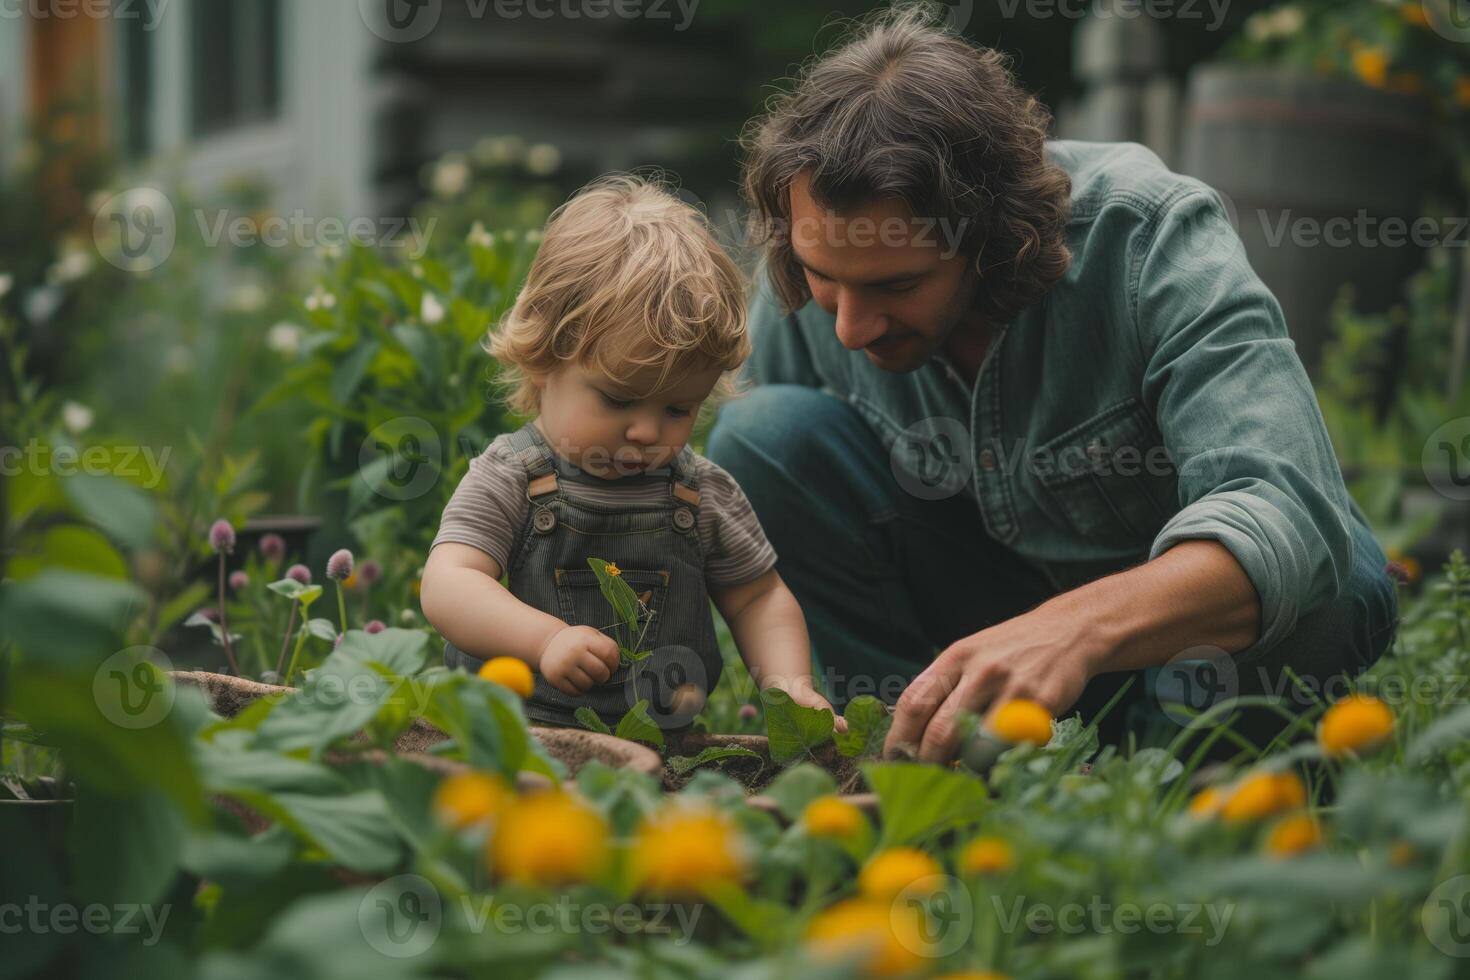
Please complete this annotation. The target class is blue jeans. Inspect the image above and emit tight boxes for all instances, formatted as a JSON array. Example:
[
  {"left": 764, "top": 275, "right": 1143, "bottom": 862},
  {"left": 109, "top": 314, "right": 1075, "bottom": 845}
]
[{"left": 708, "top": 385, "right": 1399, "bottom": 752}]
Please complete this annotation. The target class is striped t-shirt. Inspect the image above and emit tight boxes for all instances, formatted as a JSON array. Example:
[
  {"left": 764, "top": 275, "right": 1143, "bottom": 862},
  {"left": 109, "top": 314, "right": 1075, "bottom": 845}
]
[{"left": 430, "top": 430, "right": 778, "bottom": 588}]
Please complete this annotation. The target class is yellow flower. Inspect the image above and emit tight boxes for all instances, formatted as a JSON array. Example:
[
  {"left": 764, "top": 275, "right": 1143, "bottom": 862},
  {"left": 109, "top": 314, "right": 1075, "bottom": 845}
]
[
  {"left": 804, "top": 795, "right": 865, "bottom": 839},
  {"left": 1318, "top": 694, "right": 1394, "bottom": 757},
  {"left": 634, "top": 803, "right": 746, "bottom": 895},
  {"left": 411, "top": 577, "right": 422, "bottom": 596},
  {"left": 478, "top": 656, "right": 535, "bottom": 698},
  {"left": 490, "top": 790, "right": 609, "bottom": 886},
  {"left": 1455, "top": 75, "right": 1470, "bottom": 108},
  {"left": 604, "top": 561, "right": 621, "bottom": 576},
  {"left": 1389, "top": 840, "right": 1417, "bottom": 866},
  {"left": 988, "top": 699, "right": 1053, "bottom": 746},
  {"left": 1264, "top": 813, "right": 1322, "bottom": 858},
  {"left": 806, "top": 898, "right": 926, "bottom": 978},
  {"left": 1220, "top": 771, "right": 1307, "bottom": 823},
  {"left": 1187, "top": 786, "right": 1225, "bottom": 819},
  {"left": 1402, "top": 3, "right": 1430, "bottom": 28},
  {"left": 342, "top": 572, "right": 358, "bottom": 589},
  {"left": 1352, "top": 47, "right": 1389, "bottom": 89},
  {"left": 859, "top": 847, "right": 943, "bottom": 901},
  {"left": 432, "top": 770, "right": 513, "bottom": 829},
  {"left": 959, "top": 836, "right": 1015, "bottom": 877}
]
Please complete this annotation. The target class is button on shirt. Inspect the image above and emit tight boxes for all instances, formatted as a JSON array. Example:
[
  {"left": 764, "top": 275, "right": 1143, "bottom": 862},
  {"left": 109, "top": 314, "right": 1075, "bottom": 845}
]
[{"left": 743, "top": 139, "right": 1356, "bottom": 661}]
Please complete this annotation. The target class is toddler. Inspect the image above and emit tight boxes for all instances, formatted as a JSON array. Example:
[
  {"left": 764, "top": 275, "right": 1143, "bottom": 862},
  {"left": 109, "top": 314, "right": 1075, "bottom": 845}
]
[{"left": 421, "top": 174, "right": 839, "bottom": 733}]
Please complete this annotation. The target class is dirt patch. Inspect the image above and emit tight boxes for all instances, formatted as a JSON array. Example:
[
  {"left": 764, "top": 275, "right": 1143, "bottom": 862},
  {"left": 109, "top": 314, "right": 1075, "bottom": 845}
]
[{"left": 661, "top": 733, "right": 868, "bottom": 795}]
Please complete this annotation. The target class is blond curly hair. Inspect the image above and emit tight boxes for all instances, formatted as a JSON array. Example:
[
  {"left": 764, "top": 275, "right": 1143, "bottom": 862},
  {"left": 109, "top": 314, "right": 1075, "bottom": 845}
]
[{"left": 487, "top": 173, "right": 750, "bottom": 416}]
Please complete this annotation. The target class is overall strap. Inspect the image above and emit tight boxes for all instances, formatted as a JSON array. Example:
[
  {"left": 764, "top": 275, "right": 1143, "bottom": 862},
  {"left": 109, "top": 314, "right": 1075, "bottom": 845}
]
[
  {"left": 669, "top": 446, "right": 701, "bottom": 508},
  {"left": 506, "top": 422, "right": 560, "bottom": 500}
]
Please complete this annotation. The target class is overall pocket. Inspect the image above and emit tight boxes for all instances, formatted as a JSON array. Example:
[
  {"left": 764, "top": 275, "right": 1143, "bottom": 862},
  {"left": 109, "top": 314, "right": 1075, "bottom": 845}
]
[
  {"left": 1032, "top": 398, "right": 1176, "bottom": 543},
  {"left": 553, "top": 567, "right": 670, "bottom": 656}
]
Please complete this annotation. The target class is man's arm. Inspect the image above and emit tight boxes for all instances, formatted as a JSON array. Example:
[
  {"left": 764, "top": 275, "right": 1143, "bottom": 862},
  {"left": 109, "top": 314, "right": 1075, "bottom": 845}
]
[{"left": 885, "top": 185, "right": 1344, "bottom": 761}]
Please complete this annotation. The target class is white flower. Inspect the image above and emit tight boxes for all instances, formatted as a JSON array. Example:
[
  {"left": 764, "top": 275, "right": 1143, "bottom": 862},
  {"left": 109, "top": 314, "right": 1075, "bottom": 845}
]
[
  {"left": 267, "top": 321, "right": 304, "bottom": 355},
  {"left": 305, "top": 285, "right": 337, "bottom": 312},
  {"left": 430, "top": 154, "right": 471, "bottom": 198},
  {"left": 0, "top": 273, "right": 12, "bottom": 299},
  {"left": 165, "top": 344, "right": 194, "bottom": 375},
  {"left": 421, "top": 293, "right": 446, "bottom": 326},
  {"left": 48, "top": 247, "right": 94, "bottom": 285},
  {"left": 473, "top": 135, "right": 524, "bottom": 167},
  {"left": 23, "top": 285, "right": 62, "bottom": 324},
  {"left": 525, "top": 143, "right": 561, "bottom": 177},
  {"left": 467, "top": 221, "right": 495, "bottom": 249},
  {"left": 61, "top": 401, "right": 94, "bottom": 434},
  {"left": 524, "top": 228, "right": 543, "bottom": 244},
  {"left": 399, "top": 608, "right": 418, "bottom": 624},
  {"left": 1274, "top": 5, "right": 1304, "bottom": 36},
  {"left": 227, "top": 281, "right": 267, "bottom": 313},
  {"left": 318, "top": 243, "right": 343, "bottom": 261},
  {"left": 411, "top": 263, "right": 425, "bottom": 280}
]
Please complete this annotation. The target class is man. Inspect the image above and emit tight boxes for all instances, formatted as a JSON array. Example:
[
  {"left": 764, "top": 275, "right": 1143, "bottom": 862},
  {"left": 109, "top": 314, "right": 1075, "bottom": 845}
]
[{"left": 706, "top": 4, "right": 1398, "bottom": 764}]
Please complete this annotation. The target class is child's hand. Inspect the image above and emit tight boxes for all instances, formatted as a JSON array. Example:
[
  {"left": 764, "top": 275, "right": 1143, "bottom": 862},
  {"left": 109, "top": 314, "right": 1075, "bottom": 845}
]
[
  {"left": 539, "top": 626, "right": 621, "bottom": 696},
  {"left": 768, "top": 678, "right": 848, "bottom": 733}
]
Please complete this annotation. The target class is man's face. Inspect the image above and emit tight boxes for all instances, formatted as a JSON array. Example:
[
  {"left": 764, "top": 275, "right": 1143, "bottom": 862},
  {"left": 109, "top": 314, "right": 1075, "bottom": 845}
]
[{"left": 787, "top": 170, "right": 976, "bottom": 373}]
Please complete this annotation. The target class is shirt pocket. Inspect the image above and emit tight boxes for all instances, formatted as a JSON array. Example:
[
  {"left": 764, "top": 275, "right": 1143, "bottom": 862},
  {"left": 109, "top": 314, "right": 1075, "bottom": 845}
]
[
  {"left": 553, "top": 567, "right": 670, "bottom": 658},
  {"left": 1032, "top": 398, "right": 1176, "bottom": 544}
]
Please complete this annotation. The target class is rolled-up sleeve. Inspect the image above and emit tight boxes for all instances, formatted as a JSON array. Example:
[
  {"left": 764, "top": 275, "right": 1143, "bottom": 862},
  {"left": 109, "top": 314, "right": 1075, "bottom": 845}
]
[{"left": 1133, "top": 187, "right": 1354, "bottom": 660}]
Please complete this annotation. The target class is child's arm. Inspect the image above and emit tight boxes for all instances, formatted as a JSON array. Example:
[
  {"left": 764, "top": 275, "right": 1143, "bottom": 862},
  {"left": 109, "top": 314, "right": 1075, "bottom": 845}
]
[
  {"left": 711, "top": 568, "right": 847, "bottom": 731},
  {"left": 421, "top": 543, "right": 620, "bottom": 694}
]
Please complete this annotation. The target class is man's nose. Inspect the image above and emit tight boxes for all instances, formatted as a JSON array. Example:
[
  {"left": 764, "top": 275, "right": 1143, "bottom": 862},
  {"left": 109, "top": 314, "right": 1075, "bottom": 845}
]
[{"left": 833, "top": 292, "right": 886, "bottom": 350}]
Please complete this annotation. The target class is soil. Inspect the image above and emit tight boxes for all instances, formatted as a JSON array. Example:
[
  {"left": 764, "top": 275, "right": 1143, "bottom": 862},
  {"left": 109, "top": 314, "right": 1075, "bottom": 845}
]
[{"left": 661, "top": 734, "right": 868, "bottom": 796}]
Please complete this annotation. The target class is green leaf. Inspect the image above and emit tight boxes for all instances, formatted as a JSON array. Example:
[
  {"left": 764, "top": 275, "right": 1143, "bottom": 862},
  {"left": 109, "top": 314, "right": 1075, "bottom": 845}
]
[
  {"left": 863, "top": 762, "right": 990, "bottom": 847},
  {"left": 760, "top": 688, "right": 835, "bottom": 764},
  {"left": 68, "top": 782, "right": 184, "bottom": 907},
  {"left": 761, "top": 763, "right": 838, "bottom": 820},
  {"left": 61, "top": 471, "right": 158, "bottom": 551},
  {"left": 0, "top": 571, "right": 146, "bottom": 666},
  {"left": 305, "top": 617, "right": 338, "bottom": 642},
  {"left": 833, "top": 695, "right": 891, "bottom": 758},
  {"left": 575, "top": 706, "right": 612, "bottom": 735},
  {"left": 225, "top": 789, "right": 404, "bottom": 874},
  {"left": 588, "top": 557, "right": 641, "bottom": 642},
  {"left": 329, "top": 339, "right": 381, "bottom": 404},
  {"left": 6, "top": 524, "right": 129, "bottom": 581},
  {"left": 613, "top": 699, "right": 665, "bottom": 749},
  {"left": 666, "top": 744, "right": 762, "bottom": 777},
  {"left": 335, "top": 627, "right": 429, "bottom": 676},
  {"left": 268, "top": 578, "right": 308, "bottom": 599}
]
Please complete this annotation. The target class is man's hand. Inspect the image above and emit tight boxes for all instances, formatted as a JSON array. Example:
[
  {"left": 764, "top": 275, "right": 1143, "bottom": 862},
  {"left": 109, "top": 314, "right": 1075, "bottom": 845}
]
[
  {"left": 882, "top": 604, "right": 1096, "bottom": 762},
  {"left": 538, "top": 626, "right": 622, "bottom": 696}
]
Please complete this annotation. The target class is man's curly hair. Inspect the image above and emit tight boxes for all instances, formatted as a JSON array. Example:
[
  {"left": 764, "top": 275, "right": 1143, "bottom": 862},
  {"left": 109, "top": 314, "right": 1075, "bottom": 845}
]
[{"left": 740, "top": 1, "right": 1072, "bottom": 325}]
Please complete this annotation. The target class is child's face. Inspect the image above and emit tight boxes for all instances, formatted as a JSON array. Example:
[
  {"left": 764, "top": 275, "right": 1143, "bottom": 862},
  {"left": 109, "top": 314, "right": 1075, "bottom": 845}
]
[{"left": 532, "top": 359, "right": 724, "bottom": 479}]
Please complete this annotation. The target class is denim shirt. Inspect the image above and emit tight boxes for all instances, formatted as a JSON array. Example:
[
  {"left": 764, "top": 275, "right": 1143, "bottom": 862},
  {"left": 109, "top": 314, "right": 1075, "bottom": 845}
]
[{"left": 744, "top": 139, "right": 1354, "bottom": 660}]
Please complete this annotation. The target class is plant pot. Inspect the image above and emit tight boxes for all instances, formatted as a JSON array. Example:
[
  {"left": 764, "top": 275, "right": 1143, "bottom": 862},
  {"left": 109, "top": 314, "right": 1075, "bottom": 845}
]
[
  {"left": 663, "top": 732, "right": 880, "bottom": 822},
  {"left": 1180, "top": 65, "right": 1435, "bottom": 374},
  {"left": 169, "top": 670, "right": 663, "bottom": 779}
]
